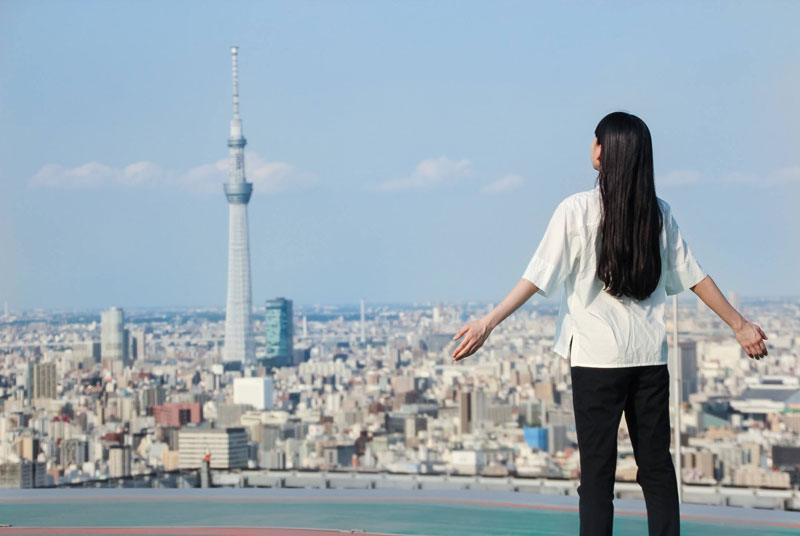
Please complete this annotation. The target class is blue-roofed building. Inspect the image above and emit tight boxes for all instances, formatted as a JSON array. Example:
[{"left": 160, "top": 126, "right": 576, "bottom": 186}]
[{"left": 524, "top": 426, "right": 548, "bottom": 451}]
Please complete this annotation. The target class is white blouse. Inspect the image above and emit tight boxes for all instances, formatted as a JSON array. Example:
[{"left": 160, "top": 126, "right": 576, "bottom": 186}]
[{"left": 521, "top": 184, "right": 707, "bottom": 368}]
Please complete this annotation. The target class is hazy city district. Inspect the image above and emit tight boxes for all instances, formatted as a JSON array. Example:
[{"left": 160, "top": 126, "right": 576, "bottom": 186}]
[{"left": 1, "top": 296, "right": 799, "bottom": 493}]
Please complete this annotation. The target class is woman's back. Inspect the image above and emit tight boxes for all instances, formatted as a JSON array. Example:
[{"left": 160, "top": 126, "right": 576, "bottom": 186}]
[
  {"left": 521, "top": 183, "right": 706, "bottom": 367},
  {"left": 453, "top": 110, "right": 767, "bottom": 536}
]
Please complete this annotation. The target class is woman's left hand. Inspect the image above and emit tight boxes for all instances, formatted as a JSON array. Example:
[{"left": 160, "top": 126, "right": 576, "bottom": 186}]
[{"left": 452, "top": 318, "right": 493, "bottom": 362}]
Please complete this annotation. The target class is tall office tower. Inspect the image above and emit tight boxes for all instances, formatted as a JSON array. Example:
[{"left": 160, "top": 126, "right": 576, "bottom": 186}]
[
  {"left": 32, "top": 362, "right": 57, "bottom": 399},
  {"left": 470, "top": 389, "right": 488, "bottom": 430},
  {"left": 101, "top": 306, "right": 128, "bottom": 363},
  {"left": 25, "top": 361, "right": 34, "bottom": 400},
  {"left": 360, "top": 298, "right": 366, "bottom": 344},
  {"left": 223, "top": 45, "right": 255, "bottom": 365},
  {"left": 131, "top": 329, "right": 147, "bottom": 361},
  {"left": 302, "top": 314, "right": 308, "bottom": 338},
  {"left": 458, "top": 389, "right": 472, "bottom": 435},
  {"left": 680, "top": 340, "right": 699, "bottom": 403},
  {"left": 265, "top": 298, "right": 293, "bottom": 367}
]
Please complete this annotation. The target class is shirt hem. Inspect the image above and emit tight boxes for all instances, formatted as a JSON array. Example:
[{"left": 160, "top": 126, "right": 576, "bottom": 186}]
[
  {"left": 556, "top": 333, "right": 666, "bottom": 368},
  {"left": 565, "top": 356, "right": 668, "bottom": 368}
]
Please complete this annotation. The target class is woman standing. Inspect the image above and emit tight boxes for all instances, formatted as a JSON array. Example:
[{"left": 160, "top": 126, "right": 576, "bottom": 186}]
[{"left": 451, "top": 111, "right": 768, "bottom": 536}]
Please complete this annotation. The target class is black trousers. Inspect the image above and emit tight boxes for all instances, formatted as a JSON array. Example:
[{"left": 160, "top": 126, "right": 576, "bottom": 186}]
[{"left": 570, "top": 363, "right": 680, "bottom": 536}]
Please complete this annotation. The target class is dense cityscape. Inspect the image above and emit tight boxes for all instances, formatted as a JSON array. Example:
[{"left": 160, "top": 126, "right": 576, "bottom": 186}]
[
  {"left": 2, "top": 44, "right": 799, "bottom": 506},
  {"left": 1, "top": 295, "right": 799, "bottom": 496}
]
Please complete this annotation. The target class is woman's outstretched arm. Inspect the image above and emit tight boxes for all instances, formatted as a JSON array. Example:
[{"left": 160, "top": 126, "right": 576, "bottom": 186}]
[
  {"left": 691, "top": 275, "right": 768, "bottom": 359},
  {"left": 452, "top": 278, "right": 539, "bottom": 361},
  {"left": 485, "top": 278, "right": 540, "bottom": 330}
]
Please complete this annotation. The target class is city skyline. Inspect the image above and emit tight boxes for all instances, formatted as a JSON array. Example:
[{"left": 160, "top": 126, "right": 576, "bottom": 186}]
[
  {"left": 1, "top": 2, "right": 799, "bottom": 310},
  {"left": 2, "top": 295, "right": 798, "bottom": 498}
]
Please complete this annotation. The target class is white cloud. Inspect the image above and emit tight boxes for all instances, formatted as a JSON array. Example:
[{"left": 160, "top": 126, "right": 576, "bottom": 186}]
[
  {"left": 30, "top": 162, "right": 162, "bottom": 188},
  {"left": 245, "top": 153, "right": 317, "bottom": 194},
  {"left": 367, "top": 156, "right": 472, "bottom": 192},
  {"left": 480, "top": 173, "right": 524, "bottom": 194},
  {"left": 28, "top": 152, "right": 316, "bottom": 194}
]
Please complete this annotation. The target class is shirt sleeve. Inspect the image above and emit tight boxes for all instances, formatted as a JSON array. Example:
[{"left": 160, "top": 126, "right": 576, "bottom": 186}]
[
  {"left": 521, "top": 200, "right": 579, "bottom": 299},
  {"left": 664, "top": 207, "right": 707, "bottom": 296}
]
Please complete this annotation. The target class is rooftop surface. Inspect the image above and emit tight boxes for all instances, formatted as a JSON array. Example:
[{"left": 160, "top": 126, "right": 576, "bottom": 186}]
[{"left": 1, "top": 488, "right": 799, "bottom": 536}]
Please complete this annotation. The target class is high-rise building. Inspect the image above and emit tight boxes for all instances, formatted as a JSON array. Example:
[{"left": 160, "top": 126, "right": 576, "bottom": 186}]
[
  {"left": 61, "top": 439, "right": 89, "bottom": 468},
  {"left": 223, "top": 45, "right": 255, "bottom": 365},
  {"left": 178, "top": 426, "right": 248, "bottom": 469},
  {"left": 25, "top": 361, "right": 34, "bottom": 400},
  {"left": 116, "top": 393, "right": 136, "bottom": 422},
  {"left": 153, "top": 402, "right": 202, "bottom": 428},
  {"left": 293, "top": 345, "right": 311, "bottom": 365},
  {"left": 471, "top": 388, "right": 488, "bottom": 429},
  {"left": 680, "top": 340, "right": 699, "bottom": 403},
  {"left": 233, "top": 377, "right": 274, "bottom": 410},
  {"left": 76, "top": 341, "right": 101, "bottom": 363},
  {"left": 131, "top": 329, "right": 146, "bottom": 361},
  {"left": 108, "top": 445, "right": 131, "bottom": 478},
  {"left": 459, "top": 390, "right": 472, "bottom": 435},
  {"left": 32, "top": 362, "right": 57, "bottom": 399},
  {"left": 360, "top": 298, "right": 366, "bottom": 344},
  {"left": 265, "top": 298, "right": 293, "bottom": 367},
  {"left": 0, "top": 460, "right": 46, "bottom": 488},
  {"left": 101, "top": 306, "right": 128, "bottom": 364},
  {"left": 547, "top": 423, "right": 568, "bottom": 454},
  {"left": 138, "top": 385, "right": 166, "bottom": 416},
  {"left": 18, "top": 429, "right": 40, "bottom": 461}
]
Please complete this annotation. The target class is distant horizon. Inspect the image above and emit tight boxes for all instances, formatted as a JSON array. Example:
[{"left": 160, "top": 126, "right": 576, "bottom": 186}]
[{"left": 2, "top": 293, "right": 796, "bottom": 318}]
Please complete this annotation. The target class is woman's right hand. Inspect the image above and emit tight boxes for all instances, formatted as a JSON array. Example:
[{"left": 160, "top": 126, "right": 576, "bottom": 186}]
[
  {"left": 733, "top": 319, "right": 768, "bottom": 360},
  {"left": 452, "top": 318, "right": 493, "bottom": 362}
]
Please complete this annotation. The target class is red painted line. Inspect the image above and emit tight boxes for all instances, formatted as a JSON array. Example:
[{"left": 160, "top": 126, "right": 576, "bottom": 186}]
[{"left": 0, "top": 497, "right": 798, "bottom": 530}]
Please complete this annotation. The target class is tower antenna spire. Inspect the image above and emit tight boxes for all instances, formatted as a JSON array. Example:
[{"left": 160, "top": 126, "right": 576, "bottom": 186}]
[{"left": 231, "top": 46, "right": 240, "bottom": 118}]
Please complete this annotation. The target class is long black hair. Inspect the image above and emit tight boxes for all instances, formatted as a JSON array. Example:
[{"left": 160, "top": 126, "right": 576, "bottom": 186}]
[{"left": 594, "top": 111, "right": 663, "bottom": 301}]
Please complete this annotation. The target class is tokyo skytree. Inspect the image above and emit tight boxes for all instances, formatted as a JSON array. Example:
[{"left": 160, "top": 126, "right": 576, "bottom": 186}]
[{"left": 222, "top": 45, "right": 255, "bottom": 364}]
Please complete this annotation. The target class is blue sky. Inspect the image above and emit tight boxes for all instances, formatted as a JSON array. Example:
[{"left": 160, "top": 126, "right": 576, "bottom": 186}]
[{"left": 1, "top": 1, "right": 798, "bottom": 310}]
